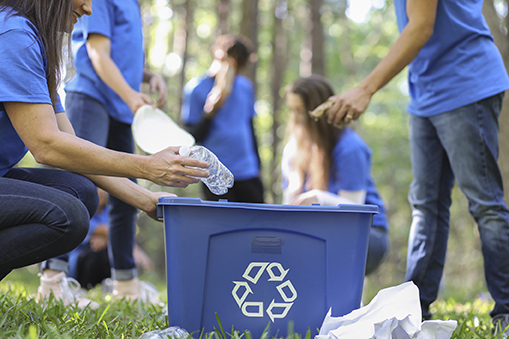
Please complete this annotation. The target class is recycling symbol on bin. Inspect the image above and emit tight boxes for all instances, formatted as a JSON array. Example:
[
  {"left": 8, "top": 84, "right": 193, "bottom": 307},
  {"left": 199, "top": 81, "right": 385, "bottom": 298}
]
[{"left": 232, "top": 262, "right": 297, "bottom": 322}]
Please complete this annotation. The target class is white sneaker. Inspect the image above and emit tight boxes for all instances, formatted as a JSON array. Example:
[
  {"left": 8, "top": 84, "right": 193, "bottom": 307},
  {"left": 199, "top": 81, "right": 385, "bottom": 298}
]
[
  {"left": 139, "top": 280, "right": 164, "bottom": 306},
  {"left": 112, "top": 278, "right": 163, "bottom": 306},
  {"left": 493, "top": 314, "right": 509, "bottom": 338},
  {"left": 36, "top": 271, "right": 99, "bottom": 309}
]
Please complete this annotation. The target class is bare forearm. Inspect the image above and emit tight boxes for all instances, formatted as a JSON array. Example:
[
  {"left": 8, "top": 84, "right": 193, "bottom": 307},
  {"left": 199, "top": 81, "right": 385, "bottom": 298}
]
[
  {"left": 360, "top": 23, "right": 433, "bottom": 95},
  {"left": 86, "top": 174, "right": 155, "bottom": 213},
  {"left": 88, "top": 50, "right": 136, "bottom": 105},
  {"left": 48, "top": 111, "right": 148, "bottom": 178},
  {"left": 142, "top": 68, "right": 168, "bottom": 108},
  {"left": 86, "top": 34, "right": 153, "bottom": 113},
  {"left": 39, "top": 131, "right": 148, "bottom": 178},
  {"left": 325, "top": 0, "right": 437, "bottom": 126},
  {"left": 7, "top": 102, "right": 210, "bottom": 188},
  {"left": 359, "top": 0, "right": 436, "bottom": 95}
]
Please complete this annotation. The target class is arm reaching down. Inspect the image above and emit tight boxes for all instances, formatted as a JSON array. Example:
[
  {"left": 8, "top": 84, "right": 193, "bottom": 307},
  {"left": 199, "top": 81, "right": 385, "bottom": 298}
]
[
  {"left": 326, "top": 0, "right": 438, "bottom": 126},
  {"left": 5, "top": 103, "right": 210, "bottom": 220}
]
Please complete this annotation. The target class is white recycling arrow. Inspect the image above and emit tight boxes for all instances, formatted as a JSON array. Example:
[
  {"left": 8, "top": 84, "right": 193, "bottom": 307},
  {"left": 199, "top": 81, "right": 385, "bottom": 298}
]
[
  {"left": 232, "top": 281, "right": 253, "bottom": 307},
  {"left": 241, "top": 301, "right": 264, "bottom": 317},
  {"left": 267, "top": 263, "right": 289, "bottom": 281},
  {"left": 266, "top": 299, "right": 294, "bottom": 322},
  {"left": 242, "top": 262, "right": 269, "bottom": 284},
  {"left": 232, "top": 262, "right": 298, "bottom": 321},
  {"left": 276, "top": 280, "right": 297, "bottom": 302}
]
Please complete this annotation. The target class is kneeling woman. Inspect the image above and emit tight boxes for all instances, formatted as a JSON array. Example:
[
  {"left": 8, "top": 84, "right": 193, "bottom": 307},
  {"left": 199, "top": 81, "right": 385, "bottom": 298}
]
[
  {"left": 281, "top": 75, "right": 389, "bottom": 275},
  {"left": 0, "top": 0, "right": 208, "bottom": 307}
]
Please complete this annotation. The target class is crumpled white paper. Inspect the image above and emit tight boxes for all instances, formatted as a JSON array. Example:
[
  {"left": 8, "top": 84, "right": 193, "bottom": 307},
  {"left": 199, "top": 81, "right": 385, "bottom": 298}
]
[{"left": 316, "top": 282, "right": 457, "bottom": 339}]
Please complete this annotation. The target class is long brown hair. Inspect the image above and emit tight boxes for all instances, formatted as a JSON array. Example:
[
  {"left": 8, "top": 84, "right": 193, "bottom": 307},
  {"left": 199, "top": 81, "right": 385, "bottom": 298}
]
[
  {"left": 212, "top": 34, "right": 254, "bottom": 71},
  {"left": 285, "top": 75, "right": 342, "bottom": 191},
  {"left": 0, "top": 0, "right": 73, "bottom": 106}
]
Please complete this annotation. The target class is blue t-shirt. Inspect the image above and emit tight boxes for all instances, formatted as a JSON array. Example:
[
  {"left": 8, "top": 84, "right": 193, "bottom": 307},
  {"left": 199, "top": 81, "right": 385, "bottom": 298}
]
[
  {"left": 65, "top": 0, "right": 144, "bottom": 124},
  {"left": 394, "top": 0, "right": 509, "bottom": 116},
  {"left": 181, "top": 75, "right": 260, "bottom": 181},
  {"left": 281, "top": 128, "right": 388, "bottom": 230},
  {"left": 0, "top": 10, "right": 64, "bottom": 177}
]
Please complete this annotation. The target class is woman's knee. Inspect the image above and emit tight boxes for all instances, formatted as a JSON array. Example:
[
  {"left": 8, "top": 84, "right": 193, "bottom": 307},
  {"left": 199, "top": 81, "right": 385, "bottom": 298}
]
[
  {"left": 55, "top": 172, "right": 99, "bottom": 218},
  {"left": 55, "top": 197, "right": 91, "bottom": 253},
  {"left": 75, "top": 176, "right": 100, "bottom": 217},
  {"left": 7, "top": 168, "right": 100, "bottom": 218}
]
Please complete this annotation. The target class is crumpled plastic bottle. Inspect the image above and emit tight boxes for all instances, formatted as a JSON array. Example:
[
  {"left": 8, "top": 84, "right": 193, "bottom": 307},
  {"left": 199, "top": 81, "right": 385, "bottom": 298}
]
[
  {"left": 179, "top": 145, "right": 234, "bottom": 195},
  {"left": 139, "top": 326, "right": 189, "bottom": 339}
]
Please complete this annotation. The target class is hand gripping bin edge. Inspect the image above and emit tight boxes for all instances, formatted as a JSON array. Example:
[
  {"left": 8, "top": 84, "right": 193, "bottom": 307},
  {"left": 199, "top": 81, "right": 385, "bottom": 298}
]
[{"left": 158, "top": 197, "right": 378, "bottom": 338}]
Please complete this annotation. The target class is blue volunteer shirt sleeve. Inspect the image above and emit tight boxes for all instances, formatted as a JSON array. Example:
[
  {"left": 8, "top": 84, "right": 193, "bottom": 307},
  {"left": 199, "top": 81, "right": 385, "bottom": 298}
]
[
  {"left": 0, "top": 29, "right": 53, "bottom": 105},
  {"left": 80, "top": 0, "right": 113, "bottom": 38},
  {"left": 181, "top": 77, "right": 208, "bottom": 125},
  {"left": 332, "top": 135, "right": 369, "bottom": 192},
  {"left": 0, "top": 21, "right": 58, "bottom": 176}
]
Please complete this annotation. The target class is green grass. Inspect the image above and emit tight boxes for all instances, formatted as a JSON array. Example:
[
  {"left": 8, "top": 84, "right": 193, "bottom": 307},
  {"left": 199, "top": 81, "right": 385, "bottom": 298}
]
[
  {"left": 0, "top": 271, "right": 507, "bottom": 339},
  {"left": 431, "top": 298, "right": 504, "bottom": 339},
  {"left": 0, "top": 282, "right": 168, "bottom": 338}
]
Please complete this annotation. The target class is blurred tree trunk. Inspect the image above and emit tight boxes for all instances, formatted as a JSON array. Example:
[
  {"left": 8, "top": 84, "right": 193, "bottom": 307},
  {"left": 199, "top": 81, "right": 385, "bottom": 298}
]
[
  {"left": 175, "top": 0, "right": 193, "bottom": 119},
  {"left": 309, "top": 0, "right": 324, "bottom": 75},
  {"left": 301, "top": 0, "right": 324, "bottom": 76},
  {"left": 218, "top": 0, "right": 230, "bottom": 36},
  {"left": 240, "top": 0, "right": 259, "bottom": 91},
  {"left": 269, "top": 0, "right": 289, "bottom": 203},
  {"left": 300, "top": 4, "right": 311, "bottom": 76},
  {"left": 337, "top": 2, "right": 356, "bottom": 77},
  {"left": 483, "top": 0, "right": 509, "bottom": 204}
]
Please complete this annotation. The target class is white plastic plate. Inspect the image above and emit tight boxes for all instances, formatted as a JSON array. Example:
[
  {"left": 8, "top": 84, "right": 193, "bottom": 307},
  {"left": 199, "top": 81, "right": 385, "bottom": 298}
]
[{"left": 132, "top": 105, "right": 195, "bottom": 154}]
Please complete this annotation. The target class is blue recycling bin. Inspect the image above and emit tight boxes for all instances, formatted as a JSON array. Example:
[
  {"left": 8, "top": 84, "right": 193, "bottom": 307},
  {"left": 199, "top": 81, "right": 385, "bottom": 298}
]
[{"left": 157, "top": 197, "right": 377, "bottom": 338}]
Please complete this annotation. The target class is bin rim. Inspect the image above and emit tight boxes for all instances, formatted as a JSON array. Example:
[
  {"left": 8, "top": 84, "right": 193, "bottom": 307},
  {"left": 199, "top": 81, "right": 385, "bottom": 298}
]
[{"left": 157, "top": 196, "right": 378, "bottom": 214}]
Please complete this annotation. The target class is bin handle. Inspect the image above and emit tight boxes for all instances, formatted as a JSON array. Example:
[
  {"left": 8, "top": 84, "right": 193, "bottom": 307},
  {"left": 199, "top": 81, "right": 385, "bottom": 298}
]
[{"left": 251, "top": 236, "right": 284, "bottom": 254}]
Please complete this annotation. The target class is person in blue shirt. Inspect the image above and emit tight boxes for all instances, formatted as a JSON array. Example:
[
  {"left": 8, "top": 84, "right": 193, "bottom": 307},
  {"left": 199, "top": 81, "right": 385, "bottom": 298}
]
[
  {"left": 0, "top": 0, "right": 209, "bottom": 309},
  {"left": 64, "top": 0, "right": 168, "bottom": 303},
  {"left": 324, "top": 0, "right": 509, "bottom": 333},
  {"left": 181, "top": 34, "right": 264, "bottom": 203},
  {"left": 281, "top": 75, "right": 389, "bottom": 276}
]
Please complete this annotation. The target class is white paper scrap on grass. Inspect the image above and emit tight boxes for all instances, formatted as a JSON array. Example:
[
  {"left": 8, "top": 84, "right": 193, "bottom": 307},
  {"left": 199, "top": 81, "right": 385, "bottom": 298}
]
[{"left": 315, "top": 282, "right": 457, "bottom": 339}]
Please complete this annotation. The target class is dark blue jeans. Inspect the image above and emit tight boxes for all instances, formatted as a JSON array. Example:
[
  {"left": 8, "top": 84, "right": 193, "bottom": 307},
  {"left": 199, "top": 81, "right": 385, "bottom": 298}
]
[
  {"left": 0, "top": 168, "right": 98, "bottom": 281},
  {"left": 66, "top": 92, "right": 138, "bottom": 280},
  {"left": 365, "top": 226, "right": 389, "bottom": 276},
  {"left": 406, "top": 92, "right": 509, "bottom": 318}
]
